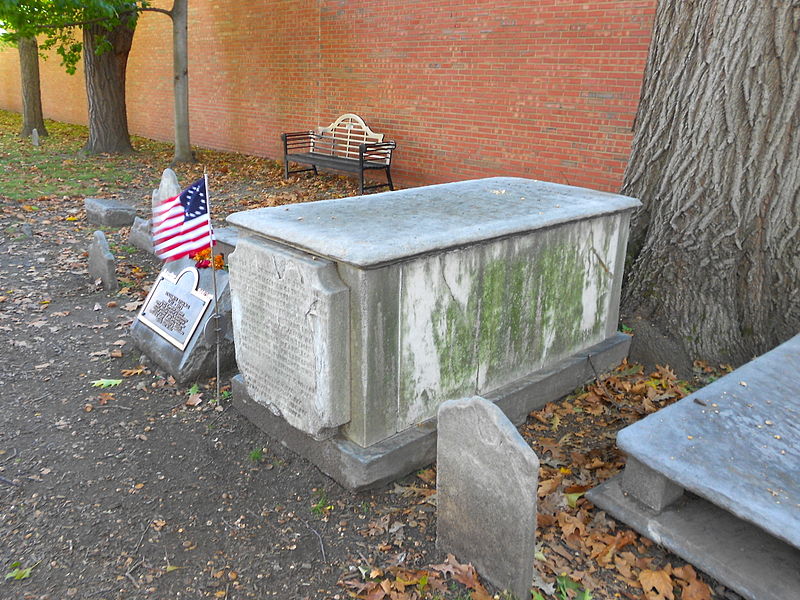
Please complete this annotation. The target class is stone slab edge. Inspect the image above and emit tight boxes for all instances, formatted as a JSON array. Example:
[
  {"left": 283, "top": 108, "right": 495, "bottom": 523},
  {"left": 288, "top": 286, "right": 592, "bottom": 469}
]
[
  {"left": 84, "top": 197, "right": 138, "bottom": 227},
  {"left": 615, "top": 333, "right": 800, "bottom": 549},
  {"left": 129, "top": 222, "right": 238, "bottom": 257},
  {"left": 232, "top": 332, "right": 630, "bottom": 490},
  {"left": 587, "top": 476, "right": 800, "bottom": 600},
  {"left": 227, "top": 178, "right": 640, "bottom": 268}
]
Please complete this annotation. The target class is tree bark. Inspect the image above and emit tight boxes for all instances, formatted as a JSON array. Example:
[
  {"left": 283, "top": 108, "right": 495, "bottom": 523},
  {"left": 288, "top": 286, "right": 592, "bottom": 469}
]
[
  {"left": 171, "top": 0, "right": 194, "bottom": 163},
  {"left": 18, "top": 36, "right": 48, "bottom": 138},
  {"left": 82, "top": 15, "right": 136, "bottom": 154},
  {"left": 622, "top": 1, "right": 800, "bottom": 365}
]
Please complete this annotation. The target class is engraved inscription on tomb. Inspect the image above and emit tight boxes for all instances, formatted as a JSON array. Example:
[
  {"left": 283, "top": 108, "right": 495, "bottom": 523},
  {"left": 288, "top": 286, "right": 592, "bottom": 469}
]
[{"left": 229, "top": 237, "right": 350, "bottom": 438}]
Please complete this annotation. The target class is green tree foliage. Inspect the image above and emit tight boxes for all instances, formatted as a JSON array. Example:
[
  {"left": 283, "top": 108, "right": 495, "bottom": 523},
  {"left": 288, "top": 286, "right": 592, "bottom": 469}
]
[{"left": 0, "top": 1, "right": 146, "bottom": 71}]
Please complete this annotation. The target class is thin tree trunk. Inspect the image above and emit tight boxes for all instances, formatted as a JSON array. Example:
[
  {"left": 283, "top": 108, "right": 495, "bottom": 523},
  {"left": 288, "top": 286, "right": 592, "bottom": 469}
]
[
  {"left": 82, "top": 16, "right": 136, "bottom": 154},
  {"left": 18, "top": 36, "right": 48, "bottom": 138},
  {"left": 622, "top": 0, "right": 800, "bottom": 365},
  {"left": 171, "top": 0, "right": 193, "bottom": 163}
]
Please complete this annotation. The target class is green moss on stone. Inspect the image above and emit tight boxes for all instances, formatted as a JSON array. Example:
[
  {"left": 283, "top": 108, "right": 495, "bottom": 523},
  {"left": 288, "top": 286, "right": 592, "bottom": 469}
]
[{"left": 431, "top": 240, "right": 598, "bottom": 395}]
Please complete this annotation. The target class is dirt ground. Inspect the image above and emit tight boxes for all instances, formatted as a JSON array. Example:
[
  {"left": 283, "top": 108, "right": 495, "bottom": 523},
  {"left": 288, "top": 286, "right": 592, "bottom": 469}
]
[{"left": 0, "top": 170, "right": 742, "bottom": 600}]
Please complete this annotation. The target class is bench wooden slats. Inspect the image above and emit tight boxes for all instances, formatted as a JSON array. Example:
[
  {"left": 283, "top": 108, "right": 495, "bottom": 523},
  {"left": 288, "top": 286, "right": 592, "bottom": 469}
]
[{"left": 282, "top": 114, "right": 395, "bottom": 195}]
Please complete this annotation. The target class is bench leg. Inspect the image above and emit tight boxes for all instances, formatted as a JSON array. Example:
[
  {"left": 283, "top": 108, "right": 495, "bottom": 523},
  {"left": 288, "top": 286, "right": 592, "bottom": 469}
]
[
  {"left": 283, "top": 157, "right": 289, "bottom": 179},
  {"left": 385, "top": 167, "right": 394, "bottom": 191},
  {"left": 359, "top": 171, "right": 365, "bottom": 196}
]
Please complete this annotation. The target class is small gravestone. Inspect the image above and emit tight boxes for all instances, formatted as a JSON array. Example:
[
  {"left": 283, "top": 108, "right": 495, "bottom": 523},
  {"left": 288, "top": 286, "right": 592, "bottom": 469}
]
[
  {"left": 84, "top": 197, "right": 137, "bottom": 227},
  {"left": 127, "top": 172, "right": 188, "bottom": 256},
  {"left": 154, "top": 168, "right": 181, "bottom": 213},
  {"left": 130, "top": 257, "right": 235, "bottom": 383},
  {"left": 436, "top": 396, "right": 539, "bottom": 600},
  {"left": 88, "top": 230, "right": 118, "bottom": 291},
  {"left": 128, "top": 216, "right": 154, "bottom": 254}
]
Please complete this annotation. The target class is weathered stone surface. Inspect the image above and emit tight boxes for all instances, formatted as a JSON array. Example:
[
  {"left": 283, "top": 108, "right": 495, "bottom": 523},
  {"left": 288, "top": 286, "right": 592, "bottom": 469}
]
[
  {"left": 616, "top": 334, "right": 800, "bottom": 548},
  {"left": 154, "top": 168, "right": 181, "bottom": 210},
  {"left": 232, "top": 333, "right": 629, "bottom": 490},
  {"left": 228, "top": 235, "right": 350, "bottom": 440},
  {"left": 397, "top": 214, "right": 629, "bottom": 429},
  {"left": 228, "top": 177, "right": 638, "bottom": 449},
  {"left": 88, "top": 230, "right": 118, "bottom": 291},
  {"left": 128, "top": 216, "right": 154, "bottom": 254},
  {"left": 130, "top": 258, "right": 235, "bottom": 383},
  {"left": 227, "top": 177, "right": 639, "bottom": 267},
  {"left": 84, "top": 197, "right": 137, "bottom": 227},
  {"left": 588, "top": 477, "right": 800, "bottom": 600},
  {"left": 231, "top": 374, "right": 437, "bottom": 492},
  {"left": 214, "top": 226, "right": 238, "bottom": 258},
  {"left": 622, "top": 456, "right": 684, "bottom": 513},
  {"left": 436, "top": 396, "right": 539, "bottom": 600}
]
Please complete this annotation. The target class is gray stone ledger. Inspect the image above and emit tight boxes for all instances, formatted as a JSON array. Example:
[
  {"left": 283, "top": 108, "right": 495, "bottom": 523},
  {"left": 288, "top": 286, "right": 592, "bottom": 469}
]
[
  {"left": 88, "top": 230, "right": 118, "bottom": 291},
  {"left": 84, "top": 197, "right": 137, "bottom": 227},
  {"left": 436, "top": 396, "right": 539, "bottom": 600},
  {"left": 588, "top": 334, "right": 800, "bottom": 600}
]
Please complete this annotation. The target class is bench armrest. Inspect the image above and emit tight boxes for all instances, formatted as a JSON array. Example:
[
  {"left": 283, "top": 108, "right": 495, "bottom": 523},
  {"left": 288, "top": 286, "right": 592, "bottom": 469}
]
[
  {"left": 282, "top": 131, "right": 319, "bottom": 153},
  {"left": 359, "top": 141, "right": 396, "bottom": 165}
]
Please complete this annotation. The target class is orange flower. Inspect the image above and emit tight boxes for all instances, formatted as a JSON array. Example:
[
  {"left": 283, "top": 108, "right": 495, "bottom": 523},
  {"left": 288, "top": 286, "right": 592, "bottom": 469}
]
[{"left": 190, "top": 247, "right": 225, "bottom": 269}]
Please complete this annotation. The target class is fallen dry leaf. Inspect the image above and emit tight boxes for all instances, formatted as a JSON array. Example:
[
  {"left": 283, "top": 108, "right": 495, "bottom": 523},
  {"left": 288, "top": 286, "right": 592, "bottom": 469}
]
[
  {"left": 639, "top": 569, "right": 674, "bottom": 600},
  {"left": 185, "top": 393, "right": 203, "bottom": 407}
]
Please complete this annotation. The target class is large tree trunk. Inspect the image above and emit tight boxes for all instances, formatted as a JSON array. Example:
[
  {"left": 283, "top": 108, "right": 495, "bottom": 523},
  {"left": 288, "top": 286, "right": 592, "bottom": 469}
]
[
  {"left": 622, "top": 0, "right": 799, "bottom": 366},
  {"left": 18, "top": 36, "right": 48, "bottom": 138},
  {"left": 171, "top": 0, "right": 194, "bottom": 163},
  {"left": 82, "top": 16, "right": 136, "bottom": 154}
]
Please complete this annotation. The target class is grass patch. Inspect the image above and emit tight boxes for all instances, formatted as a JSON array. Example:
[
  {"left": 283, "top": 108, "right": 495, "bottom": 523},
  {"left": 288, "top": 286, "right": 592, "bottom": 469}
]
[
  {"left": 0, "top": 108, "right": 359, "bottom": 213},
  {"left": 0, "top": 110, "right": 176, "bottom": 202}
]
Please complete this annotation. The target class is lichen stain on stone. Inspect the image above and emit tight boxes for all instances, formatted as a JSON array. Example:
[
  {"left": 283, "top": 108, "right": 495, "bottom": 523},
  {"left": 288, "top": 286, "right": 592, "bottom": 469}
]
[{"left": 430, "top": 240, "right": 603, "bottom": 397}]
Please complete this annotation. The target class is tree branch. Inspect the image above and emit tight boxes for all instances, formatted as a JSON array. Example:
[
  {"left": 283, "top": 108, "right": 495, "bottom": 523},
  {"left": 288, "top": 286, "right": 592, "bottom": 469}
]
[
  {"left": 27, "top": 6, "right": 172, "bottom": 32},
  {"left": 139, "top": 7, "right": 173, "bottom": 17}
]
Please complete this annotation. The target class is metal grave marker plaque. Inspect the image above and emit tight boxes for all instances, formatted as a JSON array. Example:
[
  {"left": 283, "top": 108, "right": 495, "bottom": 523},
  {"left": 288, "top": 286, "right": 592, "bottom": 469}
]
[{"left": 137, "top": 266, "right": 212, "bottom": 351}]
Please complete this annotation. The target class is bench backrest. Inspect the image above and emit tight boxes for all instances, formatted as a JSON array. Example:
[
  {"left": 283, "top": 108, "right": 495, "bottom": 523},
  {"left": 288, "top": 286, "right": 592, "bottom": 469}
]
[{"left": 314, "top": 114, "right": 386, "bottom": 162}]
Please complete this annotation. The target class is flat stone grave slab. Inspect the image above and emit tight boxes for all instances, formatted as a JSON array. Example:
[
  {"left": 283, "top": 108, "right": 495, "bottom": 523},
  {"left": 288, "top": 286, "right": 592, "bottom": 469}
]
[
  {"left": 589, "top": 334, "right": 800, "bottom": 600},
  {"left": 84, "top": 197, "right": 137, "bottom": 227}
]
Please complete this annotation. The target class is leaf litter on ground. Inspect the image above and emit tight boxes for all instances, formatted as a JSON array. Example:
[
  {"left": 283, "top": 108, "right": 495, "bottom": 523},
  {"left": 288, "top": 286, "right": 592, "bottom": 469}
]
[{"left": 0, "top": 109, "right": 736, "bottom": 600}]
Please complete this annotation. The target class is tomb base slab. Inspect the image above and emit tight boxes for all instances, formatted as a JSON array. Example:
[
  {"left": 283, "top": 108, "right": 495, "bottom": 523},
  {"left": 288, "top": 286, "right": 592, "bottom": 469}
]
[
  {"left": 588, "top": 477, "right": 800, "bottom": 600},
  {"left": 232, "top": 332, "right": 630, "bottom": 490}
]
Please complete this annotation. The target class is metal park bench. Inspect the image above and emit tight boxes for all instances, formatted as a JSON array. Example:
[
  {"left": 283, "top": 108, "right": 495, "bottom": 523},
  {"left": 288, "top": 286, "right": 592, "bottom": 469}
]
[{"left": 281, "top": 114, "right": 396, "bottom": 195}]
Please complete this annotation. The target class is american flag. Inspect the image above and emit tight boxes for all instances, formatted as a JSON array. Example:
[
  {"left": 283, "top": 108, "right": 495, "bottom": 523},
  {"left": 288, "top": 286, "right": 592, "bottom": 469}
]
[{"left": 152, "top": 177, "right": 214, "bottom": 261}]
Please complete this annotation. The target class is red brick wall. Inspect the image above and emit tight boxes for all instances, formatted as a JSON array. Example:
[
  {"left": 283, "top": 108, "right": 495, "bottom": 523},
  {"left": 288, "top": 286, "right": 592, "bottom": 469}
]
[{"left": 0, "top": 0, "right": 656, "bottom": 192}]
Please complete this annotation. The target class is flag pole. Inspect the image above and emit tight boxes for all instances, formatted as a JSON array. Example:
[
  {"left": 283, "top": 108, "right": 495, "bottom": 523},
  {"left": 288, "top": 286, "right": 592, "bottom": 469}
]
[{"left": 204, "top": 169, "right": 222, "bottom": 406}]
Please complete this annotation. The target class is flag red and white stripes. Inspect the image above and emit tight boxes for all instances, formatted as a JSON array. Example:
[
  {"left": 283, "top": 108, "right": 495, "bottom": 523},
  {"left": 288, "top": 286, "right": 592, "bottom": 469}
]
[{"left": 152, "top": 177, "right": 214, "bottom": 261}]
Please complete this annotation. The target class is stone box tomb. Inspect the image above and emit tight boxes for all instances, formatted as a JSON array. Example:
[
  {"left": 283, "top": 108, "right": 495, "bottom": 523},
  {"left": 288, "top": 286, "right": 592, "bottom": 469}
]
[{"left": 227, "top": 177, "right": 639, "bottom": 487}]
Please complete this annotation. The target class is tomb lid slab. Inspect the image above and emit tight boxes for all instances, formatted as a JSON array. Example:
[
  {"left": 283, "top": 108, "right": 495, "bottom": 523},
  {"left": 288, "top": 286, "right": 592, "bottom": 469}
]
[
  {"left": 226, "top": 177, "right": 640, "bottom": 267},
  {"left": 617, "top": 334, "right": 800, "bottom": 549}
]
